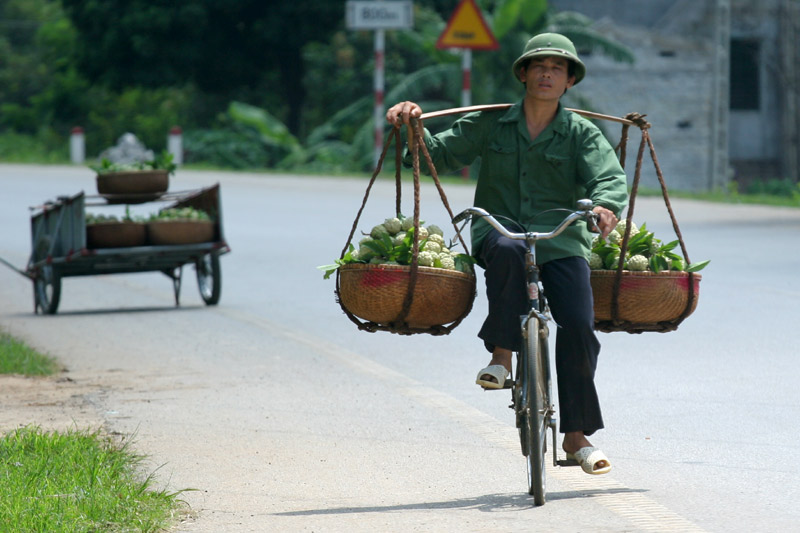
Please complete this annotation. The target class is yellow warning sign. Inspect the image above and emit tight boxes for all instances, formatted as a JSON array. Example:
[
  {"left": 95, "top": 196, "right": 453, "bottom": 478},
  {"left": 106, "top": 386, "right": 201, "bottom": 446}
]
[{"left": 436, "top": 0, "right": 499, "bottom": 50}]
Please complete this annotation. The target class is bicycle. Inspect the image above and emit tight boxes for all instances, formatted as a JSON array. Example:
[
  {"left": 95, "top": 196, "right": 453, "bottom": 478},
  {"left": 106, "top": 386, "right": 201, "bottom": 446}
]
[{"left": 452, "top": 199, "right": 598, "bottom": 505}]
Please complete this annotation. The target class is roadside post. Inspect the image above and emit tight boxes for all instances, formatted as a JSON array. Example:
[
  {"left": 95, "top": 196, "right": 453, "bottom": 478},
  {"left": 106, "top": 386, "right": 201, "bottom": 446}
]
[
  {"left": 346, "top": 0, "right": 413, "bottom": 168},
  {"left": 70, "top": 126, "right": 85, "bottom": 164},
  {"left": 435, "top": 0, "right": 499, "bottom": 178},
  {"left": 168, "top": 126, "right": 183, "bottom": 165}
]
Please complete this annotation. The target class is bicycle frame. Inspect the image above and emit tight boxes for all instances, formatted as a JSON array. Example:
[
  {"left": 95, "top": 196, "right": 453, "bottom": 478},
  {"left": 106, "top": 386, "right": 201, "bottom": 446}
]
[{"left": 453, "top": 200, "right": 597, "bottom": 504}]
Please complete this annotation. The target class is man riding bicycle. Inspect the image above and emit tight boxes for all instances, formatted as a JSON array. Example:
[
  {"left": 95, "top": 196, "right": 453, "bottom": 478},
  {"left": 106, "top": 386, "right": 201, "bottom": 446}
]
[{"left": 386, "top": 33, "right": 628, "bottom": 475}]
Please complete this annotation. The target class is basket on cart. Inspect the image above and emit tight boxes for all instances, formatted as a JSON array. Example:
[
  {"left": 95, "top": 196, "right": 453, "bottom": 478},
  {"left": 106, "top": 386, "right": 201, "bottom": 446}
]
[
  {"left": 86, "top": 221, "right": 147, "bottom": 248},
  {"left": 333, "top": 122, "right": 476, "bottom": 336},
  {"left": 96, "top": 169, "right": 170, "bottom": 204}
]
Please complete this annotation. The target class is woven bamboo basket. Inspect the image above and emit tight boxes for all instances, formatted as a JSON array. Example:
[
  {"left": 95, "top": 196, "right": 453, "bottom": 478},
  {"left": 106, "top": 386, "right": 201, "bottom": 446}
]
[
  {"left": 96, "top": 170, "right": 169, "bottom": 203},
  {"left": 591, "top": 270, "right": 701, "bottom": 331},
  {"left": 86, "top": 221, "right": 146, "bottom": 248},
  {"left": 146, "top": 220, "right": 215, "bottom": 245},
  {"left": 338, "top": 263, "right": 476, "bottom": 330}
]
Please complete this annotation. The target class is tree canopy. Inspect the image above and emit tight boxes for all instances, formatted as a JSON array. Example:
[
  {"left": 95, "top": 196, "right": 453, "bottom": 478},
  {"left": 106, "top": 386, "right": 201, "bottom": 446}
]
[
  {"left": 60, "top": 0, "right": 345, "bottom": 134},
  {"left": 0, "top": 0, "right": 633, "bottom": 171}
]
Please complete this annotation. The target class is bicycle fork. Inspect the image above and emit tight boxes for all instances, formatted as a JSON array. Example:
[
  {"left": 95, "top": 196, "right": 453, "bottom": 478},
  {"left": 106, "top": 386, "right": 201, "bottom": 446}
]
[{"left": 529, "top": 313, "right": 559, "bottom": 468}]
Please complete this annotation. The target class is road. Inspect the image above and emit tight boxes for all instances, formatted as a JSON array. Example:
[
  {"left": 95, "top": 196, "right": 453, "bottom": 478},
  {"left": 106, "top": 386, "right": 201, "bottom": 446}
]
[{"left": 1, "top": 163, "right": 799, "bottom": 532}]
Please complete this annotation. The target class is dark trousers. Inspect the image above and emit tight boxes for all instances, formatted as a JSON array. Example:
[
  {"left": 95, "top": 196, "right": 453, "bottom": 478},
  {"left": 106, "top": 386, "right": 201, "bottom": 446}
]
[{"left": 477, "top": 230, "right": 604, "bottom": 435}]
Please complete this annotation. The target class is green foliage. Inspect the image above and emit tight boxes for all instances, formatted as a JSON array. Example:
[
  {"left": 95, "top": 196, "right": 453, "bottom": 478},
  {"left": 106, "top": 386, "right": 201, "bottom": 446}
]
[
  {"left": 590, "top": 222, "right": 710, "bottom": 273},
  {"left": 0, "top": 131, "right": 68, "bottom": 163},
  {"left": 85, "top": 207, "right": 146, "bottom": 225},
  {"left": 493, "top": 0, "right": 548, "bottom": 40},
  {"left": 318, "top": 214, "right": 475, "bottom": 279},
  {"left": 744, "top": 178, "right": 800, "bottom": 198},
  {"left": 90, "top": 151, "right": 177, "bottom": 175},
  {"left": 227, "top": 102, "right": 301, "bottom": 154},
  {"left": 183, "top": 128, "right": 271, "bottom": 170},
  {"left": 60, "top": 0, "right": 344, "bottom": 135},
  {"left": 183, "top": 101, "right": 301, "bottom": 170},
  {"left": 0, "top": 0, "right": 85, "bottom": 136},
  {"left": 84, "top": 86, "right": 195, "bottom": 157},
  {"left": 295, "top": 1, "right": 635, "bottom": 173},
  {"left": 149, "top": 207, "right": 211, "bottom": 222}
]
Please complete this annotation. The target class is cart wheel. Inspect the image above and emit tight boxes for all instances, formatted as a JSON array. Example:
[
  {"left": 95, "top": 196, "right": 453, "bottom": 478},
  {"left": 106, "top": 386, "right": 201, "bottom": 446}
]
[
  {"left": 172, "top": 266, "right": 183, "bottom": 306},
  {"left": 196, "top": 253, "right": 221, "bottom": 305},
  {"left": 34, "top": 265, "right": 61, "bottom": 315}
]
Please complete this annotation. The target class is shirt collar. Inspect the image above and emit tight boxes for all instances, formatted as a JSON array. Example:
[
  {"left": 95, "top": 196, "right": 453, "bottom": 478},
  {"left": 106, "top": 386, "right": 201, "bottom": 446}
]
[{"left": 499, "top": 99, "right": 570, "bottom": 136}]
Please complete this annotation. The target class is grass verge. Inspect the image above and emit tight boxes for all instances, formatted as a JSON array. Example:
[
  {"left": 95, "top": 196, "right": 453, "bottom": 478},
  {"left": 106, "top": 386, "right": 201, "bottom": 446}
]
[
  {"left": 0, "top": 426, "right": 188, "bottom": 532},
  {"left": 0, "top": 332, "right": 60, "bottom": 376},
  {"left": 0, "top": 331, "right": 190, "bottom": 531}
]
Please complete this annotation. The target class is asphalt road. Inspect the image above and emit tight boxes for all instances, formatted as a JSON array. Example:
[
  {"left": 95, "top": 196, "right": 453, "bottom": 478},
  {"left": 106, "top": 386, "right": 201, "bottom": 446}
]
[{"left": 1, "top": 164, "right": 799, "bottom": 532}]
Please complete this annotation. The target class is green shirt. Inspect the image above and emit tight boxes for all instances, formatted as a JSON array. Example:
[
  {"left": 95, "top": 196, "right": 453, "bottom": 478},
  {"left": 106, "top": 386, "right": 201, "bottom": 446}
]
[{"left": 410, "top": 101, "right": 628, "bottom": 266}]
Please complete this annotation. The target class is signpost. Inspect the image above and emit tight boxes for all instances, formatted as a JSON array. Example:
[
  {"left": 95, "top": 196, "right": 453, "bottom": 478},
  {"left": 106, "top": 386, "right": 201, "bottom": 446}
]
[{"left": 346, "top": 1, "right": 413, "bottom": 167}]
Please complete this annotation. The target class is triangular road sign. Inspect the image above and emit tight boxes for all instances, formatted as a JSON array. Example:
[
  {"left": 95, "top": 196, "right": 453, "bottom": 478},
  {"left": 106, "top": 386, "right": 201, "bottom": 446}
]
[{"left": 436, "top": 0, "right": 499, "bottom": 50}]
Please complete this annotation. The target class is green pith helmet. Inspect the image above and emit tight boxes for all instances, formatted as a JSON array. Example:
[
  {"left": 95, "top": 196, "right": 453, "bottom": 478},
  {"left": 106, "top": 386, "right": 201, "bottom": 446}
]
[{"left": 512, "top": 33, "right": 586, "bottom": 85}]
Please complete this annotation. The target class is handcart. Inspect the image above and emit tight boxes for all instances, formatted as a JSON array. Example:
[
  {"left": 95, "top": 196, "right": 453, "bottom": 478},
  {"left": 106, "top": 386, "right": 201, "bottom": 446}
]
[{"left": 23, "top": 183, "right": 230, "bottom": 314}]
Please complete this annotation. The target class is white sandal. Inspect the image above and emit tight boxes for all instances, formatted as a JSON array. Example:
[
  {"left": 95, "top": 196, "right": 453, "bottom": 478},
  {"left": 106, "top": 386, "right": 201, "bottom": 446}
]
[
  {"left": 567, "top": 446, "right": 612, "bottom": 475},
  {"left": 475, "top": 364, "right": 509, "bottom": 389}
]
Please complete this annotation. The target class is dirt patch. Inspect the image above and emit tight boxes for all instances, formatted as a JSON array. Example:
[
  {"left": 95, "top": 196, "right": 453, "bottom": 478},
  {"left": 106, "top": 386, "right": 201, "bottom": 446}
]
[{"left": 0, "top": 374, "right": 106, "bottom": 434}]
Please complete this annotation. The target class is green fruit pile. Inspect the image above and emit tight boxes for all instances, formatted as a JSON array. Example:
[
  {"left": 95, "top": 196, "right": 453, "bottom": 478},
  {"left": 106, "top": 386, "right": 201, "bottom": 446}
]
[
  {"left": 318, "top": 214, "right": 476, "bottom": 280},
  {"left": 589, "top": 220, "right": 709, "bottom": 273},
  {"left": 149, "top": 207, "right": 211, "bottom": 222}
]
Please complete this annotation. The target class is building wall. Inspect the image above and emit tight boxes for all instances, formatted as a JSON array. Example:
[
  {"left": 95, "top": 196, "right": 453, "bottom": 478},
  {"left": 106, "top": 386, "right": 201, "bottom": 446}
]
[
  {"left": 562, "top": 21, "right": 715, "bottom": 192},
  {"left": 551, "top": 0, "right": 797, "bottom": 191}
]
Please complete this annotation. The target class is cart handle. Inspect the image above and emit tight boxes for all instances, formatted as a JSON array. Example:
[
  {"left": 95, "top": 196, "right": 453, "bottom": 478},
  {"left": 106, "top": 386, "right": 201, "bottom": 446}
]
[{"left": 0, "top": 255, "right": 33, "bottom": 280}]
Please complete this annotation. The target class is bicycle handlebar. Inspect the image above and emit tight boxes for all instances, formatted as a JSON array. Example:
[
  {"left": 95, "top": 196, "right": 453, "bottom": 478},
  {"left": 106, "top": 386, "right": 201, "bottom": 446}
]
[{"left": 452, "top": 199, "right": 599, "bottom": 242}]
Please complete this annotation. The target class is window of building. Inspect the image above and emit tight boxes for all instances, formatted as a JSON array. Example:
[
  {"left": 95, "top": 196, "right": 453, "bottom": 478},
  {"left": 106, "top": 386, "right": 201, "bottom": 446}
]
[{"left": 730, "top": 39, "right": 760, "bottom": 110}]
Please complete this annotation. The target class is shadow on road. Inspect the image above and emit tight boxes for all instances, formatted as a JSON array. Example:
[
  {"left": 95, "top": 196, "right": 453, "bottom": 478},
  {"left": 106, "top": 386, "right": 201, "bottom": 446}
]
[
  {"left": 7, "top": 305, "right": 209, "bottom": 318},
  {"left": 273, "top": 487, "right": 649, "bottom": 516}
]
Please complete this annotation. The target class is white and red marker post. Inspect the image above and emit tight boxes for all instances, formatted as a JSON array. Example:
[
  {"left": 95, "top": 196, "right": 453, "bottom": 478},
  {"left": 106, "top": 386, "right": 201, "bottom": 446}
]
[{"left": 70, "top": 126, "right": 85, "bottom": 164}]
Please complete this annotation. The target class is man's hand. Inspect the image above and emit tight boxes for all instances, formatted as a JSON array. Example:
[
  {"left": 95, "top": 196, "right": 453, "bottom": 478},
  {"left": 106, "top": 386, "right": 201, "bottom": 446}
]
[
  {"left": 386, "top": 101, "right": 422, "bottom": 127},
  {"left": 592, "top": 206, "right": 618, "bottom": 239}
]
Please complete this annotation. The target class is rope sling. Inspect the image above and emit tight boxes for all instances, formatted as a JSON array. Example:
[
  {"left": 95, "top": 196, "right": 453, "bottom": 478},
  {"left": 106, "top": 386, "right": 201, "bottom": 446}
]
[
  {"left": 334, "top": 120, "right": 476, "bottom": 335},
  {"left": 607, "top": 111, "right": 699, "bottom": 332}
]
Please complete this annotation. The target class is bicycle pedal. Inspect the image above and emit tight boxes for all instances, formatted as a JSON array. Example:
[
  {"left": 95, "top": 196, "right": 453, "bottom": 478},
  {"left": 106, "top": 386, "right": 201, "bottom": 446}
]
[
  {"left": 557, "top": 458, "right": 580, "bottom": 467},
  {"left": 503, "top": 378, "right": 513, "bottom": 389}
]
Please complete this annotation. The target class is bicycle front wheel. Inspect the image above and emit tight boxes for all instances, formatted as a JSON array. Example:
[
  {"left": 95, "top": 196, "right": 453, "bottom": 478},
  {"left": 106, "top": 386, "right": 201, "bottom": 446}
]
[{"left": 522, "top": 314, "right": 548, "bottom": 505}]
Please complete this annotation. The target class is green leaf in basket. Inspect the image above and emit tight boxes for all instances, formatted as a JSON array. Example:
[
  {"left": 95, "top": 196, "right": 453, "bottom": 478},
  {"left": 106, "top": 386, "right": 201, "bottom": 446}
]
[
  {"left": 363, "top": 238, "right": 390, "bottom": 258},
  {"left": 627, "top": 229, "right": 653, "bottom": 257},
  {"left": 649, "top": 254, "right": 670, "bottom": 273},
  {"left": 670, "top": 257, "right": 686, "bottom": 271},
  {"left": 392, "top": 233, "right": 415, "bottom": 265},
  {"left": 686, "top": 260, "right": 710, "bottom": 273},
  {"left": 454, "top": 253, "right": 476, "bottom": 274},
  {"left": 318, "top": 264, "right": 339, "bottom": 280},
  {"left": 660, "top": 239, "right": 679, "bottom": 253},
  {"left": 318, "top": 244, "right": 357, "bottom": 279}
]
